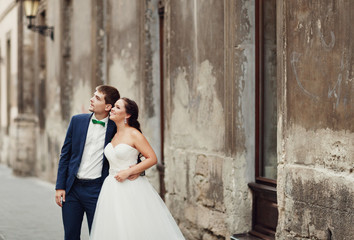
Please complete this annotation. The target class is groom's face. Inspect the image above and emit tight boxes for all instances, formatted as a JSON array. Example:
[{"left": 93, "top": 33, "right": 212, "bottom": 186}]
[{"left": 89, "top": 91, "right": 109, "bottom": 114}]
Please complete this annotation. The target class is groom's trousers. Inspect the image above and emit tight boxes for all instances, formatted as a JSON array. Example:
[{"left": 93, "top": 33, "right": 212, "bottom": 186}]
[{"left": 62, "top": 177, "right": 102, "bottom": 240}]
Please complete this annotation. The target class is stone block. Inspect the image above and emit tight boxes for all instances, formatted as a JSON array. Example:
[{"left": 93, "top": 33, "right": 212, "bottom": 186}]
[{"left": 278, "top": 166, "right": 354, "bottom": 239}]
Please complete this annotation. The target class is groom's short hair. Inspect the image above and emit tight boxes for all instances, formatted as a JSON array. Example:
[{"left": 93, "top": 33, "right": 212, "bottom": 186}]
[{"left": 96, "top": 85, "right": 120, "bottom": 107}]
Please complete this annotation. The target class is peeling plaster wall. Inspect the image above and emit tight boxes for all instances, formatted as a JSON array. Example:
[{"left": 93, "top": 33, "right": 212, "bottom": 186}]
[
  {"left": 35, "top": 0, "right": 70, "bottom": 181},
  {"left": 0, "top": 0, "right": 18, "bottom": 120},
  {"left": 277, "top": 1, "right": 354, "bottom": 239},
  {"left": 107, "top": 0, "right": 140, "bottom": 98},
  {"left": 0, "top": 2, "right": 18, "bottom": 165},
  {"left": 106, "top": 0, "right": 161, "bottom": 188},
  {"left": 14, "top": 0, "right": 162, "bottom": 187},
  {"left": 70, "top": 0, "right": 93, "bottom": 114},
  {"left": 165, "top": 0, "right": 255, "bottom": 239},
  {"left": 3, "top": 0, "right": 353, "bottom": 238},
  {"left": 31, "top": 0, "right": 95, "bottom": 182},
  {"left": 0, "top": 1, "right": 39, "bottom": 175},
  {"left": 277, "top": 127, "right": 354, "bottom": 239},
  {"left": 285, "top": 0, "right": 353, "bottom": 130},
  {"left": 140, "top": 0, "right": 162, "bottom": 187}
]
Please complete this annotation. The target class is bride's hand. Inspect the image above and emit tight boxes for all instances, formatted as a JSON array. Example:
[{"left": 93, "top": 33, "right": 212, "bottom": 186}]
[
  {"left": 127, "top": 165, "right": 140, "bottom": 181},
  {"left": 115, "top": 169, "right": 132, "bottom": 182}
]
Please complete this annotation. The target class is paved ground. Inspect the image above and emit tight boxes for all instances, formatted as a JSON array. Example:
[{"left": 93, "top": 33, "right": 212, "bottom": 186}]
[{"left": 0, "top": 164, "right": 89, "bottom": 240}]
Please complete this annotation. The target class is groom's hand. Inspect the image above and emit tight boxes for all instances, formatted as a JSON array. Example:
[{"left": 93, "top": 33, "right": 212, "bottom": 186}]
[{"left": 55, "top": 189, "right": 66, "bottom": 207}]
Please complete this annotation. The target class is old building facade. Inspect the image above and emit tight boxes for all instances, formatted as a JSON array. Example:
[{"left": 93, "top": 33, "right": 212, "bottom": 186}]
[
  {"left": 0, "top": 0, "right": 19, "bottom": 168},
  {"left": 0, "top": 0, "right": 353, "bottom": 239}
]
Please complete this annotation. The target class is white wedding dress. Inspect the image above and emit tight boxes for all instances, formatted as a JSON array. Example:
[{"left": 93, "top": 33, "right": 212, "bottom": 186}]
[{"left": 90, "top": 143, "right": 185, "bottom": 240}]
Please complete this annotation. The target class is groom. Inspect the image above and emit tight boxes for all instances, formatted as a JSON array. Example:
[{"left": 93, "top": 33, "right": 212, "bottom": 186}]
[{"left": 55, "top": 85, "right": 138, "bottom": 240}]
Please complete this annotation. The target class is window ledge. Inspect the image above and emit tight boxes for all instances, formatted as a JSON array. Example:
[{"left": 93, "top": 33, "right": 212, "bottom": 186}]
[{"left": 231, "top": 233, "right": 262, "bottom": 240}]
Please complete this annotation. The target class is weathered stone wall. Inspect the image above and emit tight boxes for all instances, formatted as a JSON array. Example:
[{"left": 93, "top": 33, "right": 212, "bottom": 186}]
[
  {"left": 277, "top": 1, "right": 354, "bottom": 239},
  {"left": 105, "top": 0, "right": 161, "bottom": 187},
  {"left": 164, "top": 0, "right": 255, "bottom": 238},
  {"left": 0, "top": 1, "right": 39, "bottom": 176},
  {"left": 5, "top": 1, "right": 354, "bottom": 239},
  {"left": 31, "top": 0, "right": 94, "bottom": 182},
  {"left": 28, "top": 0, "right": 162, "bottom": 188},
  {"left": 34, "top": 0, "right": 67, "bottom": 182},
  {"left": 0, "top": 1, "right": 19, "bottom": 166}
]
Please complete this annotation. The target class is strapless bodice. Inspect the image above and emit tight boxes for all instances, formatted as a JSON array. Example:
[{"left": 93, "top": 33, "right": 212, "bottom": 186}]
[
  {"left": 92, "top": 144, "right": 186, "bottom": 240},
  {"left": 104, "top": 143, "right": 139, "bottom": 175}
]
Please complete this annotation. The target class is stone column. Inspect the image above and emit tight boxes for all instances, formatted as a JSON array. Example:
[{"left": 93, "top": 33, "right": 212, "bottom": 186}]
[{"left": 12, "top": 1, "right": 38, "bottom": 176}]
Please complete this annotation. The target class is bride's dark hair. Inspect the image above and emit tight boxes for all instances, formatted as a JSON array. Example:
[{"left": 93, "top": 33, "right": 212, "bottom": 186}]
[
  {"left": 122, "top": 97, "right": 143, "bottom": 164},
  {"left": 121, "top": 97, "right": 142, "bottom": 133}
]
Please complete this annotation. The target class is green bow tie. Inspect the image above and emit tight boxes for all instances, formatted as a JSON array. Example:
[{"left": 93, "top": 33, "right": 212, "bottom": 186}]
[{"left": 92, "top": 119, "right": 105, "bottom": 127}]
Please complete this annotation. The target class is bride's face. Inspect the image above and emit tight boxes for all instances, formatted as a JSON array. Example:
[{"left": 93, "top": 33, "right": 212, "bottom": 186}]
[{"left": 110, "top": 99, "right": 129, "bottom": 122}]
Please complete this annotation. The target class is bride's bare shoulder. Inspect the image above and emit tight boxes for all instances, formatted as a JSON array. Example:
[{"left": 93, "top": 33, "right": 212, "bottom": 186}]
[{"left": 129, "top": 127, "right": 143, "bottom": 138}]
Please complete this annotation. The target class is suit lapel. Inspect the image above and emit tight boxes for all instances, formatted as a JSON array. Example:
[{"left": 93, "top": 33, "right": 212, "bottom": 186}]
[
  {"left": 101, "top": 118, "right": 116, "bottom": 178},
  {"left": 105, "top": 119, "right": 116, "bottom": 147},
  {"left": 78, "top": 113, "right": 93, "bottom": 157}
]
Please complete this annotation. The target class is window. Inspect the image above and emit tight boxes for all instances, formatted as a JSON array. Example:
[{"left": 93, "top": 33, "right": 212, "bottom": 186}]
[
  {"left": 249, "top": 0, "right": 278, "bottom": 239},
  {"left": 256, "top": 0, "right": 277, "bottom": 183}
]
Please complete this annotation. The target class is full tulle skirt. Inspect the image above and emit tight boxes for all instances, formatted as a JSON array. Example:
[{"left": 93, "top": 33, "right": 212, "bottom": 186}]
[{"left": 90, "top": 175, "right": 185, "bottom": 240}]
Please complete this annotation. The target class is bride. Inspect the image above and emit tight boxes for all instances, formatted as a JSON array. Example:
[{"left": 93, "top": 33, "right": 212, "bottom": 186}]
[{"left": 90, "top": 97, "right": 185, "bottom": 240}]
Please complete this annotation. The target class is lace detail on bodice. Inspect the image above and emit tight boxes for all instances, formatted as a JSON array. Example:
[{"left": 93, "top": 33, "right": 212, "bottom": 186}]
[{"left": 104, "top": 143, "right": 139, "bottom": 175}]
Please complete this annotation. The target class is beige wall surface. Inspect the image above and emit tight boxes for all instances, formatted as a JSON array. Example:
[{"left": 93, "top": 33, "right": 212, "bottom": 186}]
[
  {"left": 164, "top": 0, "right": 256, "bottom": 238},
  {"left": 277, "top": 1, "right": 354, "bottom": 239},
  {"left": 0, "top": 1, "right": 18, "bottom": 167},
  {"left": 0, "top": 1, "right": 18, "bottom": 128},
  {"left": 3, "top": 0, "right": 163, "bottom": 185},
  {"left": 1, "top": 0, "right": 353, "bottom": 239}
]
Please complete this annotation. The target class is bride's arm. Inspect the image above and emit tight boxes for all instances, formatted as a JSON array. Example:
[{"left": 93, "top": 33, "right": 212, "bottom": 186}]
[{"left": 115, "top": 130, "right": 157, "bottom": 182}]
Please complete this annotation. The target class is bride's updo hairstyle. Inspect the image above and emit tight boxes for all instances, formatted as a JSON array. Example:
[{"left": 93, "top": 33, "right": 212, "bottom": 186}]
[{"left": 121, "top": 97, "right": 142, "bottom": 133}]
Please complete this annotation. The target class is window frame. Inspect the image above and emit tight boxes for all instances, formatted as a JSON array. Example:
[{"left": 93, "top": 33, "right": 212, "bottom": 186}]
[
  {"left": 255, "top": 0, "right": 277, "bottom": 187},
  {"left": 249, "top": 1, "right": 278, "bottom": 239}
]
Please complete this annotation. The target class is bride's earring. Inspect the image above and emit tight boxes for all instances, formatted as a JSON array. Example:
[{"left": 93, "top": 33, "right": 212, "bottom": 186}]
[{"left": 124, "top": 118, "right": 127, "bottom": 124}]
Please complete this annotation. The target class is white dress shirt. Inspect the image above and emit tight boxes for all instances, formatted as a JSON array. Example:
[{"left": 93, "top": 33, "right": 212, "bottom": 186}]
[{"left": 77, "top": 115, "right": 109, "bottom": 179}]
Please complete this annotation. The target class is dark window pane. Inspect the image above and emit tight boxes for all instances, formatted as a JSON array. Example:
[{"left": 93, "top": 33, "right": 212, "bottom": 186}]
[{"left": 260, "top": 0, "right": 277, "bottom": 180}]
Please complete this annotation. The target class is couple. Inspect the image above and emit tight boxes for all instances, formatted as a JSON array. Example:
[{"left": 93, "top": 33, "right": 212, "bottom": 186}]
[{"left": 55, "top": 85, "right": 185, "bottom": 240}]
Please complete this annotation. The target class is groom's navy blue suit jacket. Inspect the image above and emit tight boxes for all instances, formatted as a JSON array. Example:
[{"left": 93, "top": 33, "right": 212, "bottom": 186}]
[{"left": 55, "top": 113, "right": 116, "bottom": 194}]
